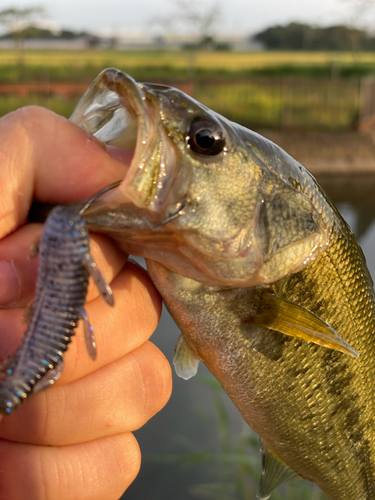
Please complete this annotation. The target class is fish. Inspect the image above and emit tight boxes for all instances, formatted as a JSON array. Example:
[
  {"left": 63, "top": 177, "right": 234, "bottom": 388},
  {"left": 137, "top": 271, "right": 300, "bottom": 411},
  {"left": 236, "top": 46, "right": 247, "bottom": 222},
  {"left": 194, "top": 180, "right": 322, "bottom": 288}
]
[
  {"left": 65, "top": 68, "right": 375, "bottom": 499},
  {"left": 0, "top": 205, "right": 113, "bottom": 415}
]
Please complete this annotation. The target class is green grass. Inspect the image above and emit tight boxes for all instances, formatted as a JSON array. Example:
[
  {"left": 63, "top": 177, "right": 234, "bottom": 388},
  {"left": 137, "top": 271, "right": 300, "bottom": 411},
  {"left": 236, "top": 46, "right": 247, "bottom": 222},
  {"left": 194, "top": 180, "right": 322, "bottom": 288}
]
[
  {"left": 0, "top": 94, "right": 77, "bottom": 118},
  {"left": 195, "top": 81, "right": 283, "bottom": 128},
  {"left": 0, "top": 78, "right": 362, "bottom": 132},
  {"left": 1, "top": 49, "right": 375, "bottom": 82},
  {"left": 0, "top": 49, "right": 370, "bottom": 130},
  {"left": 195, "top": 78, "right": 360, "bottom": 131},
  {"left": 2, "top": 49, "right": 375, "bottom": 69}
]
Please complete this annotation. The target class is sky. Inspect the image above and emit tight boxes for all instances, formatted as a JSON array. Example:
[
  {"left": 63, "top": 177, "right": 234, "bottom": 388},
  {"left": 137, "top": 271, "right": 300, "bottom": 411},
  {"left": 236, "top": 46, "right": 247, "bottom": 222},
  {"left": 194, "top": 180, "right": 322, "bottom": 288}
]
[{"left": 0, "top": 0, "right": 372, "bottom": 37}]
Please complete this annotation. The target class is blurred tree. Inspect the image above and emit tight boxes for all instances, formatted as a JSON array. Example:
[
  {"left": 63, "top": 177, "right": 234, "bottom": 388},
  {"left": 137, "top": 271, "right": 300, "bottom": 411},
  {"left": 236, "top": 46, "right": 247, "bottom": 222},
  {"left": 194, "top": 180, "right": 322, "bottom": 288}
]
[
  {"left": 0, "top": 5, "right": 46, "bottom": 65},
  {"left": 341, "top": 0, "right": 375, "bottom": 50},
  {"left": 150, "top": 0, "right": 224, "bottom": 82},
  {"left": 173, "top": 0, "right": 221, "bottom": 49},
  {"left": 0, "top": 6, "right": 46, "bottom": 46},
  {"left": 253, "top": 23, "right": 313, "bottom": 50},
  {"left": 151, "top": 0, "right": 222, "bottom": 50},
  {"left": 253, "top": 22, "right": 374, "bottom": 50},
  {"left": 85, "top": 34, "right": 100, "bottom": 50},
  {"left": 342, "top": 0, "right": 374, "bottom": 22}
]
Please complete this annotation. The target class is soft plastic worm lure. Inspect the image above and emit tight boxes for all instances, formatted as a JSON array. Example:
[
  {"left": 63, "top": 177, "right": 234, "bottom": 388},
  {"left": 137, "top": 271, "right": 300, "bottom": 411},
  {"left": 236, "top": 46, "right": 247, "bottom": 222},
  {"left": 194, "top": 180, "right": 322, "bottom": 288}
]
[{"left": 0, "top": 183, "right": 120, "bottom": 416}]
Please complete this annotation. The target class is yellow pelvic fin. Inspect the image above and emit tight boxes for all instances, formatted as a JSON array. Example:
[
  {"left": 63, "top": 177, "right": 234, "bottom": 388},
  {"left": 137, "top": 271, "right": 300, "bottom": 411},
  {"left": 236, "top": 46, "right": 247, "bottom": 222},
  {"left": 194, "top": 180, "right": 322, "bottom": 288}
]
[
  {"left": 257, "top": 439, "right": 300, "bottom": 499},
  {"left": 251, "top": 293, "right": 359, "bottom": 358},
  {"left": 173, "top": 333, "right": 201, "bottom": 380}
]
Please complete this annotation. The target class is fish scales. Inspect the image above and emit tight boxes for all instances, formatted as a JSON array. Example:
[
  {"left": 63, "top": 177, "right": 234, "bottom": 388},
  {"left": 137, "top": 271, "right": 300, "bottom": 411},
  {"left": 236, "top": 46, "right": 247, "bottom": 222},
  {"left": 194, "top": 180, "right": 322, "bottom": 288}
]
[
  {"left": 275, "top": 176, "right": 375, "bottom": 497},
  {"left": 148, "top": 226, "right": 375, "bottom": 499},
  {"left": 0, "top": 205, "right": 113, "bottom": 415},
  {"left": 61, "top": 68, "right": 375, "bottom": 498},
  {"left": 275, "top": 225, "right": 375, "bottom": 498}
]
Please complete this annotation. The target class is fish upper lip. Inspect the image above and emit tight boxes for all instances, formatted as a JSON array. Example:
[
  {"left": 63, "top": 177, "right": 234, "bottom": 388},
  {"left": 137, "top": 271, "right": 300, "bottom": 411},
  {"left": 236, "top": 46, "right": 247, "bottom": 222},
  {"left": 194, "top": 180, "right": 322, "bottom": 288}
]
[{"left": 70, "top": 68, "right": 176, "bottom": 214}]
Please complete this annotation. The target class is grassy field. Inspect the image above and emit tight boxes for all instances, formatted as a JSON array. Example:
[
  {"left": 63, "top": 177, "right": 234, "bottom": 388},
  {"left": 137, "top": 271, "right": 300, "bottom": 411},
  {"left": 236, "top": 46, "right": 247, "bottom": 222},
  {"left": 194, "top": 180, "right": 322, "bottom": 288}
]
[
  {"left": 0, "top": 49, "right": 372, "bottom": 130},
  {"left": 1, "top": 49, "right": 375, "bottom": 82},
  {"left": 0, "top": 80, "right": 360, "bottom": 132},
  {"left": 195, "top": 78, "right": 360, "bottom": 130},
  {"left": 0, "top": 94, "right": 77, "bottom": 118},
  {"left": 2, "top": 49, "right": 375, "bottom": 70}
]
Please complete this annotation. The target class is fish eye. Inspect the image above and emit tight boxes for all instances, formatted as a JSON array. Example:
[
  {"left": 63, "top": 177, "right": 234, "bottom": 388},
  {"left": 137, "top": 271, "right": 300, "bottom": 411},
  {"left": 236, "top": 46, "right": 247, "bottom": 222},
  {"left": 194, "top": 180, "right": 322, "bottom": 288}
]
[{"left": 187, "top": 117, "right": 225, "bottom": 156}]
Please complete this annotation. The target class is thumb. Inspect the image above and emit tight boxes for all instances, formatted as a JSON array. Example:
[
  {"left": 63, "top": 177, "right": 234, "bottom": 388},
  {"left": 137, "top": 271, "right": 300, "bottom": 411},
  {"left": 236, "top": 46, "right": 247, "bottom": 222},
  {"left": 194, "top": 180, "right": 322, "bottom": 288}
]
[{"left": 0, "top": 106, "right": 130, "bottom": 238}]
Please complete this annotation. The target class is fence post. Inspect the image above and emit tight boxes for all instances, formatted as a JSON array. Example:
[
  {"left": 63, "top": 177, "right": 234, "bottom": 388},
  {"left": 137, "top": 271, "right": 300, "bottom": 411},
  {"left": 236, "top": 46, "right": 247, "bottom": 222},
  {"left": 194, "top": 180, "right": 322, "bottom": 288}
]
[
  {"left": 280, "top": 77, "right": 285, "bottom": 130},
  {"left": 357, "top": 77, "right": 375, "bottom": 130},
  {"left": 358, "top": 76, "right": 365, "bottom": 127}
]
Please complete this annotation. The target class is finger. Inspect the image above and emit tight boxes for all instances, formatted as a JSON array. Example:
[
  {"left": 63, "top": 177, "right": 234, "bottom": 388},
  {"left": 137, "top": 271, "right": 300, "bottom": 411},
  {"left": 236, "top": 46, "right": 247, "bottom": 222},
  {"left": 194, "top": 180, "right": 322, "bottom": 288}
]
[
  {"left": 63, "top": 260, "right": 162, "bottom": 383},
  {"left": 0, "top": 106, "right": 129, "bottom": 238},
  {"left": 0, "top": 432, "right": 140, "bottom": 500},
  {"left": 0, "top": 224, "right": 40, "bottom": 308},
  {"left": 0, "top": 341, "right": 172, "bottom": 446},
  {"left": 0, "top": 261, "right": 162, "bottom": 383},
  {"left": 0, "top": 223, "right": 127, "bottom": 309}
]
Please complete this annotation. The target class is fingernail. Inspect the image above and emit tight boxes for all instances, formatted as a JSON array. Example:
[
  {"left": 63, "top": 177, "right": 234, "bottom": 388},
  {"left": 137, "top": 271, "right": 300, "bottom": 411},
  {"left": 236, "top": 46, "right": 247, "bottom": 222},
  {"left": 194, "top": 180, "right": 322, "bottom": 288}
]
[
  {"left": 106, "top": 145, "right": 133, "bottom": 166},
  {"left": 0, "top": 260, "right": 20, "bottom": 305}
]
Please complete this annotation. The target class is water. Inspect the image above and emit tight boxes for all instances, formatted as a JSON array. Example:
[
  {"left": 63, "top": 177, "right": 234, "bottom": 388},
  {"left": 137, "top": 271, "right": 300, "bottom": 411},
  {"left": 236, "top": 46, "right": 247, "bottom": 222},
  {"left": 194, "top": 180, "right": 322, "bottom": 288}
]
[{"left": 121, "top": 173, "right": 375, "bottom": 500}]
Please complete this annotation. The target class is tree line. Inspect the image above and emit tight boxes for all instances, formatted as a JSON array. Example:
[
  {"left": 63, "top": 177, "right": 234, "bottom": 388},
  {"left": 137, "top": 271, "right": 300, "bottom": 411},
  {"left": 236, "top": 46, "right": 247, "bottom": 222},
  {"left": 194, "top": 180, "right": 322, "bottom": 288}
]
[
  {"left": 252, "top": 22, "right": 375, "bottom": 51},
  {"left": 0, "top": 26, "right": 91, "bottom": 40}
]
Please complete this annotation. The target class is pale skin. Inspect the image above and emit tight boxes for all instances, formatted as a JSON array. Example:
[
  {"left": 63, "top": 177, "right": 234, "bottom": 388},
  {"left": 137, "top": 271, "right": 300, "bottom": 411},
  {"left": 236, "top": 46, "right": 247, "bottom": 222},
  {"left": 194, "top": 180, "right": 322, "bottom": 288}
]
[{"left": 0, "top": 106, "right": 172, "bottom": 500}]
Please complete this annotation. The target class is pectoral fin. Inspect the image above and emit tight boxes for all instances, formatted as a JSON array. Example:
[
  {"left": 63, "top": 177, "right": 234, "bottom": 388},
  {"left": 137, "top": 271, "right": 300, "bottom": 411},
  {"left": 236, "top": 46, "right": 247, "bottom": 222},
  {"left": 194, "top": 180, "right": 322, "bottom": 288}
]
[
  {"left": 173, "top": 334, "right": 201, "bottom": 380},
  {"left": 257, "top": 440, "right": 300, "bottom": 499},
  {"left": 251, "top": 293, "right": 358, "bottom": 358}
]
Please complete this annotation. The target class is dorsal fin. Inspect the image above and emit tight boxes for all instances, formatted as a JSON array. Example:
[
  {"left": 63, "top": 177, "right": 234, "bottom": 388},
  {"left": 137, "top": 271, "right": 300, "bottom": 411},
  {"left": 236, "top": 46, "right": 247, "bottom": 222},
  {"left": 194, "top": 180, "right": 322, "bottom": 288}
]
[
  {"left": 250, "top": 293, "right": 358, "bottom": 358},
  {"left": 173, "top": 333, "right": 200, "bottom": 380},
  {"left": 257, "top": 440, "right": 300, "bottom": 499}
]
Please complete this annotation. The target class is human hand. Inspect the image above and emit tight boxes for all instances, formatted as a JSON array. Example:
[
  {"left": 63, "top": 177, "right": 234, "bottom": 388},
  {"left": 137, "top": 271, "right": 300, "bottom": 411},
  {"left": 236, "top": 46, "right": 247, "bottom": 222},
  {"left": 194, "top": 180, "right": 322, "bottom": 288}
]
[{"left": 0, "top": 106, "right": 172, "bottom": 500}]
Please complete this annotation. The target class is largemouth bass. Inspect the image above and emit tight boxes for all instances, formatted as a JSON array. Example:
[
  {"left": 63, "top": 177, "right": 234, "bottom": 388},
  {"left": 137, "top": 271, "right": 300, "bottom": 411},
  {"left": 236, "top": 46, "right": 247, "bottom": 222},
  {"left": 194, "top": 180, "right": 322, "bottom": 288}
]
[{"left": 69, "top": 68, "right": 375, "bottom": 499}]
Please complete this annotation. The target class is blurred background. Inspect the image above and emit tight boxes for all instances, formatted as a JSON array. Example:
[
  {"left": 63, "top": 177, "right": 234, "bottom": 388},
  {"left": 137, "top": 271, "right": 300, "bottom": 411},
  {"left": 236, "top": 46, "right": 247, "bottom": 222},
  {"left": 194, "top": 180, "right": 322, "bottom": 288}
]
[{"left": 2, "top": 0, "right": 375, "bottom": 498}]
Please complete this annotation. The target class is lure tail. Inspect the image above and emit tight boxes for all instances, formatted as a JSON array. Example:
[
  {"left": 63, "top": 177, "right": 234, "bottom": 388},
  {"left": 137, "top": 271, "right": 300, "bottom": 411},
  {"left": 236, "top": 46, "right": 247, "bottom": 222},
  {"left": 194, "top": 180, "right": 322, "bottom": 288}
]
[{"left": 0, "top": 205, "right": 114, "bottom": 415}]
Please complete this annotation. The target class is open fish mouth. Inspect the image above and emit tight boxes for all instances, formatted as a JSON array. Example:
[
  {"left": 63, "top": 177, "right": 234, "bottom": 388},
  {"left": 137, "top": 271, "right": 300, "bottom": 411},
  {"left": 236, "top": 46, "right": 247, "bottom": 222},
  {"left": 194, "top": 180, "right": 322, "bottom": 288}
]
[{"left": 70, "top": 68, "right": 177, "bottom": 213}]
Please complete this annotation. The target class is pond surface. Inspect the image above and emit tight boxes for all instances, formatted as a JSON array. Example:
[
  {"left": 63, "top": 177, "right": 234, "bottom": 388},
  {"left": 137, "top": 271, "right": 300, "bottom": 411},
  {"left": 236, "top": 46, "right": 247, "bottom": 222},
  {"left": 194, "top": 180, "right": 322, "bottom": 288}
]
[{"left": 121, "top": 173, "right": 375, "bottom": 500}]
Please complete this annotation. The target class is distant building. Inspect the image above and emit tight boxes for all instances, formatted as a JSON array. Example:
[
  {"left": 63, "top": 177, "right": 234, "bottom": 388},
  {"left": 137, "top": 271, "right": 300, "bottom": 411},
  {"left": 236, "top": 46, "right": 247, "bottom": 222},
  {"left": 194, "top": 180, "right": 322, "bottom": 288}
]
[
  {"left": 0, "top": 26, "right": 262, "bottom": 51},
  {"left": 0, "top": 36, "right": 97, "bottom": 50}
]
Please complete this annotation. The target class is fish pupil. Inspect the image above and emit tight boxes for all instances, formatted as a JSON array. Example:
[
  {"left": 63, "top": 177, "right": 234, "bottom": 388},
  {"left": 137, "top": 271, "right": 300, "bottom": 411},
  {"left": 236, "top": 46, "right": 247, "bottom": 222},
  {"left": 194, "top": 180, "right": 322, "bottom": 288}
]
[
  {"left": 196, "top": 129, "right": 215, "bottom": 149},
  {"left": 187, "top": 116, "right": 225, "bottom": 156}
]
